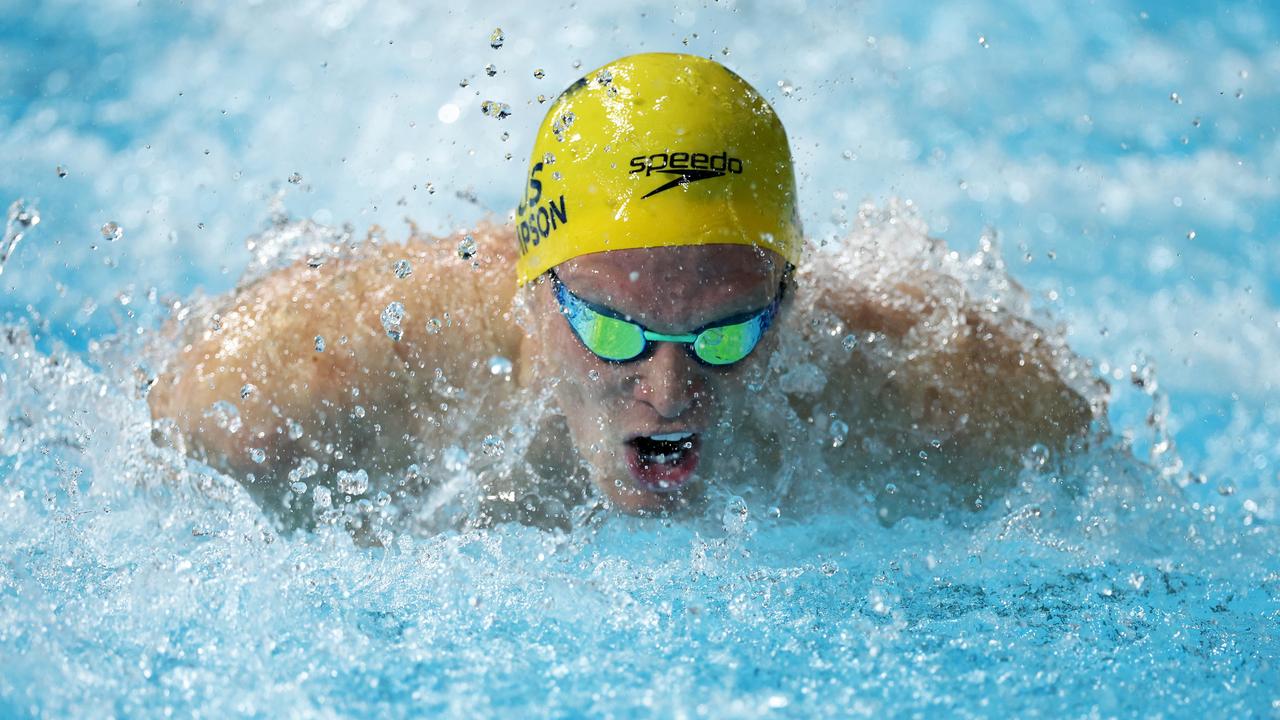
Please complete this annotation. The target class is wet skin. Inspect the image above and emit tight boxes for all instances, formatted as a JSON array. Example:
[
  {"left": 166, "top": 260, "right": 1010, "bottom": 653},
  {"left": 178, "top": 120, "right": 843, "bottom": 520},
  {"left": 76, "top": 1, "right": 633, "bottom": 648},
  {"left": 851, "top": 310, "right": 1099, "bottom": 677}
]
[{"left": 521, "top": 244, "right": 786, "bottom": 513}]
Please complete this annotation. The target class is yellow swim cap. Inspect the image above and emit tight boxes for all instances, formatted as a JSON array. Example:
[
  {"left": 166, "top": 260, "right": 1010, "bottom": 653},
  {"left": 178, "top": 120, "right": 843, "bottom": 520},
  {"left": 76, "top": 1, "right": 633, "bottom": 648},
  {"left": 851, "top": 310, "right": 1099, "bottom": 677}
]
[{"left": 514, "top": 52, "right": 803, "bottom": 286}]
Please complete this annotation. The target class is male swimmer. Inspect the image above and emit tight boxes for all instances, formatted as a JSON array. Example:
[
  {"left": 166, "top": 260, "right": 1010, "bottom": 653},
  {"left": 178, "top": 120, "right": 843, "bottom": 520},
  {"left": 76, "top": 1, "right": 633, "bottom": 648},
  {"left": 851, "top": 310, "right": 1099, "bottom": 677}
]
[{"left": 149, "top": 53, "right": 1096, "bottom": 527}]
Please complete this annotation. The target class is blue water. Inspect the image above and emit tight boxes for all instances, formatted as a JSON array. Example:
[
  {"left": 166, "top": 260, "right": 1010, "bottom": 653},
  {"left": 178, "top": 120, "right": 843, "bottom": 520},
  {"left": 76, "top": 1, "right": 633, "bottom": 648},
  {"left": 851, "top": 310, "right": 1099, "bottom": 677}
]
[{"left": 2, "top": 0, "right": 1279, "bottom": 717}]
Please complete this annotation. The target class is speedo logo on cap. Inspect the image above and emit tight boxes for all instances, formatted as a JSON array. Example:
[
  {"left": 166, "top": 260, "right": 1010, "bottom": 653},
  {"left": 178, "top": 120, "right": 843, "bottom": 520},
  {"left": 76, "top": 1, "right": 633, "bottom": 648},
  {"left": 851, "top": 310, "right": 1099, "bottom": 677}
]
[{"left": 629, "top": 151, "right": 744, "bottom": 199}]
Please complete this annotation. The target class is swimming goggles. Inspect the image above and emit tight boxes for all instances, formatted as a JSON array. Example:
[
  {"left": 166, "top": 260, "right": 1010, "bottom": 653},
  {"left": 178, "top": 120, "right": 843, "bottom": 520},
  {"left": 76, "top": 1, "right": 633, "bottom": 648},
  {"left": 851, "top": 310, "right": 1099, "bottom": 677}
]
[{"left": 548, "top": 269, "right": 786, "bottom": 366}]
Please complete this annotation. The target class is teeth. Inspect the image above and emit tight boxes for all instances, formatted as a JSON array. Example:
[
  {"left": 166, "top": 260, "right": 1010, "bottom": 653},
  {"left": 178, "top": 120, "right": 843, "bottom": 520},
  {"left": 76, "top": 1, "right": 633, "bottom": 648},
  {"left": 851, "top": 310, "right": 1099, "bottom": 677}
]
[{"left": 649, "top": 432, "right": 693, "bottom": 442}]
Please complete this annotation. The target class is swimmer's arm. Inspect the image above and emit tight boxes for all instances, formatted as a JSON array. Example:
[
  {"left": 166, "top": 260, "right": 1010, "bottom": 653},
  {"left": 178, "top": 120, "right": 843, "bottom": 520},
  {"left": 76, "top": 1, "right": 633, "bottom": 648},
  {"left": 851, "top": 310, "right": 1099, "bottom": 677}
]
[{"left": 816, "top": 270, "right": 1102, "bottom": 455}]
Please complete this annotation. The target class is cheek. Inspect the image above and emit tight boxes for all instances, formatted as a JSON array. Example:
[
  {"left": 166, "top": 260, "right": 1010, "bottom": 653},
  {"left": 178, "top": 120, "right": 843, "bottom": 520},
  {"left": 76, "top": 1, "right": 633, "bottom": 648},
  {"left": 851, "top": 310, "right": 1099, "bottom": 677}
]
[{"left": 542, "top": 315, "right": 625, "bottom": 413}]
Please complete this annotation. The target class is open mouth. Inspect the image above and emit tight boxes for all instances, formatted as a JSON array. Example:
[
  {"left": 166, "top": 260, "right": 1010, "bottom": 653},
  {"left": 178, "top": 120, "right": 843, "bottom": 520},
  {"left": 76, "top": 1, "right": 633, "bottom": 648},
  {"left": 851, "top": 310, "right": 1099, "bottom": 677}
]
[{"left": 623, "top": 432, "right": 701, "bottom": 493}]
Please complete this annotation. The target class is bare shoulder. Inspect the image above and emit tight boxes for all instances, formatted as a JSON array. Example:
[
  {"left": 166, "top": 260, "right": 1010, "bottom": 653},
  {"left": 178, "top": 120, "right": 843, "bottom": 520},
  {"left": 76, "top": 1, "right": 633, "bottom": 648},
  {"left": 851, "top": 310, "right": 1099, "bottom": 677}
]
[
  {"left": 784, "top": 242, "right": 1103, "bottom": 470},
  {"left": 148, "top": 222, "right": 522, "bottom": 494}
]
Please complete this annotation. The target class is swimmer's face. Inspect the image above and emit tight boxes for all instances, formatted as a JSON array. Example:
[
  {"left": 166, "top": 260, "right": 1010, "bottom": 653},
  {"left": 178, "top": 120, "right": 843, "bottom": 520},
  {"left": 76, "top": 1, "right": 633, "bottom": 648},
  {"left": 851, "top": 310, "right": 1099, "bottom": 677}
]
[{"left": 530, "top": 244, "right": 786, "bottom": 512}]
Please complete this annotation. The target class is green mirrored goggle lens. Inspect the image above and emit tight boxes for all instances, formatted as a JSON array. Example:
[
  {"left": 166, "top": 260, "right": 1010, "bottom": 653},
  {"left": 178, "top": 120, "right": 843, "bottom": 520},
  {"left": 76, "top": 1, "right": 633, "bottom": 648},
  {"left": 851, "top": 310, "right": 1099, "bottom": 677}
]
[
  {"left": 570, "top": 310, "right": 646, "bottom": 361},
  {"left": 692, "top": 320, "right": 762, "bottom": 365}
]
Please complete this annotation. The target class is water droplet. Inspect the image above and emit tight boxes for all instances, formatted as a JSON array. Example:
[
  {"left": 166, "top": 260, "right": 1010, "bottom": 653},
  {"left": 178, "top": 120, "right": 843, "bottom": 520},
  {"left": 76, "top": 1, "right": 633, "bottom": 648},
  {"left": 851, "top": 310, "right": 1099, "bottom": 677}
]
[
  {"left": 249, "top": 447, "right": 266, "bottom": 464},
  {"left": 487, "top": 355, "right": 513, "bottom": 377},
  {"left": 1169, "top": 91, "right": 1182, "bottom": 104},
  {"left": 1235, "top": 89, "right": 1244, "bottom": 99},
  {"left": 393, "top": 259, "right": 412, "bottom": 278},
  {"left": 484, "top": 63, "right": 497, "bottom": 77},
  {"left": 481, "top": 100, "right": 511, "bottom": 119},
  {"left": 288, "top": 172, "right": 302, "bottom": 184},
  {"left": 240, "top": 383, "right": 256, "bottom": 400},
  {"left": 458, "top": 78, "right": 470, "bottom": 88},
  {"left": 820, "top": 561, "right": 838, "bottom": 576},
  {"left": 587, "top": 369, "right": 600, "bottom": 381},
  {"left": 337, "top": 468, "right": 369, "bottom": 495},
  {"left": 381, "top": 301, "right": 405, "bottom": 341},
  {"left": 722, "top": 495, "right": 749, "bottom": 534},
  {"left": 830, "top": 419, "right": 849, "bottom": 448},
  {"left": 884, "top": 482, "right": 898, "bottom": 495},
  {"left": 489, "top": 27, "right": 504, "bottom": 48},
  {"left": 552, "top": 111, "right": 576, "bottom": 142},
  {"left": 313, "top": 485, "right": 332, "bottom": 508},
  {"left": 457, "top": 235, "right": 477, "bottom": 260},
  {"left": 287, "top": 419, "right": 304, "bottom": 440},
  {"left": 101, "top": 222, "right": 123, "bottom": 242},
  {"left": 1023, "top": 443, "right": 1050, "bottom": 470},
  {"left": 842, "top": 334, "right": 857, "bottom": 351},
  {"left": 56, "top": 165, "right": 68, "bottom": 178},
  {"left": 777, "top": 79, "right": 796, "bottom": 97},
  {"left": 353, "top": 405, "right": 366, "bottom": 419},
  {"left": 481, "top": 435, "right": 505, "bottom": 457},
  {"left": 204, "top": 400, "right": 242, "bottom": 434},
  {"left": 596, "top": 69, "right": 613, "bottom": 86},
  {"left": 290, "top": 480, "right": 307, "bottom": 494},
  {"left": 314, "top": 335, "right": 326, "bottom": 352},
  {"left": 533, "top": 68, "right": 545, "bottom": 79},
  {"left": 1186, "top": 230, "right": 1196, "bottom": 240}
]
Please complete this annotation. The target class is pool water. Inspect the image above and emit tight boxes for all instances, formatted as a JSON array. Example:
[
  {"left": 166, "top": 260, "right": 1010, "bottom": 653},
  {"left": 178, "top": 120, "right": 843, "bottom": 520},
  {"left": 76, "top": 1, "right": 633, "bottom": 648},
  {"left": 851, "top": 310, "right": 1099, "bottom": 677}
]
[{"left": 2, "top": 0, "right": 1279, "bottom": 717}]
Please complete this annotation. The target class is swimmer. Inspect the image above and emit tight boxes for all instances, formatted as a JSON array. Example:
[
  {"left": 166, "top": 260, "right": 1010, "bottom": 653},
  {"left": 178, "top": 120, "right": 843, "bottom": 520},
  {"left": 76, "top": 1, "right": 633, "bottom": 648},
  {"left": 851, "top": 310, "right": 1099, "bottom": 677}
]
[{"left": 149, "top": 53, "right": 1099, "bottom": 527}]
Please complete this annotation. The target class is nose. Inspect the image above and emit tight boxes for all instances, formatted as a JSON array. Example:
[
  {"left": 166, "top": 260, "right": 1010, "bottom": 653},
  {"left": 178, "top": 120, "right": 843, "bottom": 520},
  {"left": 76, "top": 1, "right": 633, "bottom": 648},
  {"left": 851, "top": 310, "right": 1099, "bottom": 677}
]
[{"left": 633, "top": 341, "right": 702, "bottom": 419}]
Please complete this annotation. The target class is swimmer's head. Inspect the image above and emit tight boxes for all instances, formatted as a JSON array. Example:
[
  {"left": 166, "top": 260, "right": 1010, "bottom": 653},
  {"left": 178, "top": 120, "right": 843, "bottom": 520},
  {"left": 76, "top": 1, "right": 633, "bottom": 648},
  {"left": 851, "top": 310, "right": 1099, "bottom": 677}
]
[
  {"left": 516, "top": 54, "right": 801, "bottom": 512},
  {"left": 513, "top": 52, "right": 803, "bottom": 285}
]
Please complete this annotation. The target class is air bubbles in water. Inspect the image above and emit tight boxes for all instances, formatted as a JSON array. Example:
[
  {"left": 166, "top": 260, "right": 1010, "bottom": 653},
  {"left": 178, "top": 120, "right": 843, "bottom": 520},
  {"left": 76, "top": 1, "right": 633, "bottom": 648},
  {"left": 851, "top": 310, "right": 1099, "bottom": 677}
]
[
  {"left": 393, "top": 259, "right": 413, "bottom": 278},
  {"left": 489, "top": 27, "right": 504, "bottom": 48},
  {"left": 381, "top": 302, "right": 405, "bottom": 341},
  {"left": 101, "top": 222, "right": 123, "bottom": 242},
  {"left": 457, "top": 235, "right": 477, "bottom": 260},
  {"left": 481, "top": 101, "right": 511, "bottom": 119}
]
